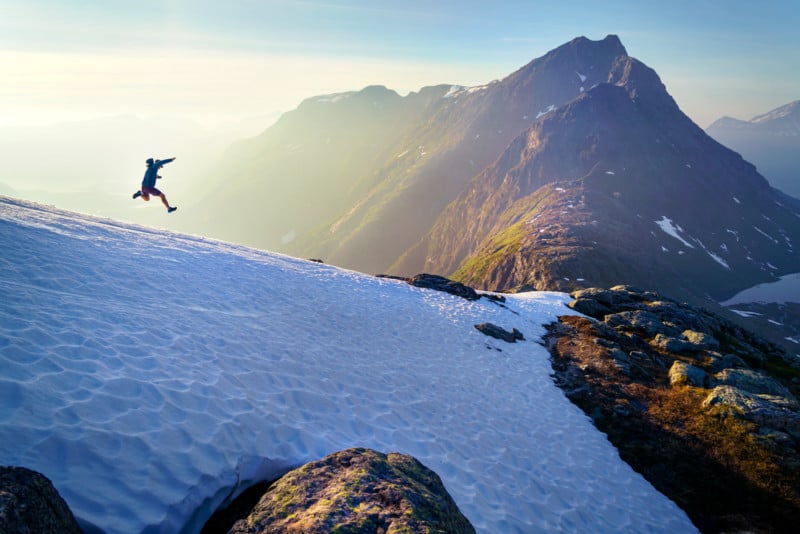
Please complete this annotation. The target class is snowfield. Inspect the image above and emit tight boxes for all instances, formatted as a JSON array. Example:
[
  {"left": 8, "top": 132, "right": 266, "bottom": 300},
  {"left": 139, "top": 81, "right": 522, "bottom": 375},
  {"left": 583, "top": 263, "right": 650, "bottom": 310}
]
[{"left": 0, "top": 197, "right": 697, "bottom": 533}]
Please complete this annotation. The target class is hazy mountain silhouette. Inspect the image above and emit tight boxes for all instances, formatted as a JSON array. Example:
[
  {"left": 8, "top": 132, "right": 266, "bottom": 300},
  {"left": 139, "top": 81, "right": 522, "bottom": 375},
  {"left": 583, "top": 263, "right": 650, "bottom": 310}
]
[
  {"left": 189, "top": 36, "right": 630, "bottom": 273},
  {"left": 707, "top": 100, "right": 800, "bottom": 198}
]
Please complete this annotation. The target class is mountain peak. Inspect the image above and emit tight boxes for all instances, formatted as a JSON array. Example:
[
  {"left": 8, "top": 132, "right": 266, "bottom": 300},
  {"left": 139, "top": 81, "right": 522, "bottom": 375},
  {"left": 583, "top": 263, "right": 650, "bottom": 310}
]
[
  {"left": 568, "top": 34, "right": 628, "bottom": 57},
  {"left": 750, "top": 99, "right": 800, "bottom": 123},
  {"left": 503, "top": 34, "right": 630, "bottom": 96}
]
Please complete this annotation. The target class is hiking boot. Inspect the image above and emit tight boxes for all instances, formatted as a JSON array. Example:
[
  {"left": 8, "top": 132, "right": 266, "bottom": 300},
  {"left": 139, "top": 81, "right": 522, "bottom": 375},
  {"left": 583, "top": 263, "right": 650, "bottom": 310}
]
[
  {"left": 167, "top": 206, "right": 177, "bottom": 213},
  {"left": 132, "top": 190, "right": 142, "bottom": 199}
]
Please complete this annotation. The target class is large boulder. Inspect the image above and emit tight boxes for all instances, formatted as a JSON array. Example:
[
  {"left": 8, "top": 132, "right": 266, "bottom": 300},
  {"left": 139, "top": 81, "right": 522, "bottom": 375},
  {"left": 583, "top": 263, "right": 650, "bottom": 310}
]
[
  {"left": 568, "top": 297, "right": 611, "bottom": 319},
  {"left": 714, "top": 369, "right": 797, "bottom": 402},
  {"left": 605, "top": 310, "right": 679, "bottom": 338},
  {"left": 668, "top": 361, "right": 709, "bottom": 388},
  {"left": 229, "top": 448, "right": 475, "bottom": 534},
  {"left": 681, "top": 330, "right": 720, "bottom": 351},
  {"left": 650, "top": 333, "right": 696, "bottom": 354},
  {"left": 702, "top": 386, "right": 800, "bottom": 435},
  {"left": 0, "top": 466, "right": 82, "bottom": 534}
]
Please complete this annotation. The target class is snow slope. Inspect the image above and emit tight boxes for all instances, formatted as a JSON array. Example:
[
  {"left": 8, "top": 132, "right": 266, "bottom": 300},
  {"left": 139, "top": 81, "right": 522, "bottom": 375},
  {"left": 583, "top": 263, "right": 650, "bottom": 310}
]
[{"left": 0, "top": 197, "right": 697, "bottom": 533}]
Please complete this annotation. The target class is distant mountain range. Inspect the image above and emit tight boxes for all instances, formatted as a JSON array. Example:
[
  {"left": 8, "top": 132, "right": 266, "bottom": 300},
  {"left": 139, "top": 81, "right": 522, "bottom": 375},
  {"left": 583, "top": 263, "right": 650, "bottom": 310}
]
[
  {"left": 706, "top": 100, "right": 800, "bottom": 198},
  {"left": 186, "top": 36, "right": 632, "bottom": 272},
  {"left": 182, "top": 36, "right": 800, "bottom": 355}
]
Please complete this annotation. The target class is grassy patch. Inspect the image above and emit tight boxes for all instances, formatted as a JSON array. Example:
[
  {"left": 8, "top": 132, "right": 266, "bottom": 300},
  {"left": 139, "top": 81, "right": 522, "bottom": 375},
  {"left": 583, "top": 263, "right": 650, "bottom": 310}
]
[{"left": 546, "top": 315, "right": 800, "bottom": 533}]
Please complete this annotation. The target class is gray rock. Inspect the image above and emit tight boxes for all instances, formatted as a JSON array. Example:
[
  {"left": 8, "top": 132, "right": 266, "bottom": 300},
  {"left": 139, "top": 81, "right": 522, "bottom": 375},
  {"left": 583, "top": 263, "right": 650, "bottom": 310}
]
[
  {"left": 571, "top": 288, "right": 617, "bottom": 306},
  {"left": 708, "top": 354, "right": 749, "bottom": 373},
  {"left": 668, "top": 361, "right": 709, "bottom": 388},
  {"left": 608, "top": 285, "right": 660, "bottom": 302},
  {"left": 407, "top": 273, "right": 481, "bottom": 300},
  {"left": 650, "top": 333, "right": 696, "bottom": 354},
  {"left": 594, "top": 337, "right": 620, "bottom": 349},
  {"left": 609, "top": 349, "right": 632, "bottom": 375},
  {"left": 474, "top": 323, "right": 525, "bottom": 343},
  {"left": 681, "top": 330, "right": 720, "bottom": 350},
  {"left": 702, "top": 386, "right": 800, "bottom": 435},
  {"left": 714, "top": 369, "right": 797, "bottom": 402},
  {"left": 592, "top": 321, "right": 625, "bottom": 341},
  {"left": 605, "top": 310, "right": 679, "bottom": 338},
  {"left": 643, "top": 301, "right": 720, "bottom": 333},
  {"left": 228, "top": 448, "right": 475, "bottom": 534},
  {"left": 568, "top": 297, "right": 611, "bottom": 319},
  {"left": 0, "top": 466, "right": 82, "bottom": 534}
]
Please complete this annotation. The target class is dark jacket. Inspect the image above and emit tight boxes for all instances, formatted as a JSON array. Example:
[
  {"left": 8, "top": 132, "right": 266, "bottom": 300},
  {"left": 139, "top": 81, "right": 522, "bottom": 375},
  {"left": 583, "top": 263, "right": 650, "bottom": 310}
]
[{"left": 142, "top": 158, "right": 175, "bottom": 188}]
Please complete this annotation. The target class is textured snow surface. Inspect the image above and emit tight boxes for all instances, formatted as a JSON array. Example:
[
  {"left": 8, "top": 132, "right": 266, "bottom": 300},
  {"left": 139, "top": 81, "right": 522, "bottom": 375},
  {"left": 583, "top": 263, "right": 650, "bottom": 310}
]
[{"left": 0, "top": 197, "right": 697, "bottom": 533}]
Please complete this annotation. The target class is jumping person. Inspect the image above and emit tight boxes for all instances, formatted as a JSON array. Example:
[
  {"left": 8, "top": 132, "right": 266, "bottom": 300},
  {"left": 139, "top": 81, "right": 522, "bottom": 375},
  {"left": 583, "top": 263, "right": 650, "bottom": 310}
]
[{"left": 133, "top": 157, "right": 177, "bottom": 213}]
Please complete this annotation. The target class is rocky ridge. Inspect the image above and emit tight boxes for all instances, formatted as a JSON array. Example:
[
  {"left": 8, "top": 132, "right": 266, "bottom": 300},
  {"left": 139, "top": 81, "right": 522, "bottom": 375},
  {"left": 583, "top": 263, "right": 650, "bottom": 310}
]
[{"left": 546, "top": 285, "right": 800, "bottom": 532}]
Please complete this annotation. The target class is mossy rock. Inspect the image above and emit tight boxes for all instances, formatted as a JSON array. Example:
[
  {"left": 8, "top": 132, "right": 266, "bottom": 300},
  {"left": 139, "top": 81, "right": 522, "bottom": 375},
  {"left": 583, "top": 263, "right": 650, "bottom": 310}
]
[{"left": 229, "top": 448, "right": 475, "bottom": 533}]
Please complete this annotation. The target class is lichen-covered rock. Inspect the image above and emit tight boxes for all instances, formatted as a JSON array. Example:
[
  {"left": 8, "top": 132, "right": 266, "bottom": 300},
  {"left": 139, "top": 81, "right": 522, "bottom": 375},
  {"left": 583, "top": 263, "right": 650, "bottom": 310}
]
[
  {"left": 606, "top": 310, "right": 679, "bottom": 338},
  {"left": 681, "top": 330, "right": 720, "bottom": 350},
  {"left": 229, "top": 448, "right": 475, "bottom": 534},
  {"left": 0, "top": 466, "right": 82, "bottom": 534},
  {"left": 714, "top": 369, "right": 797, "bottom": 402},
  {"left": 650, "top": 333, "right": 696, "bottom": 354},
  {"left": 669, "top": 361, "right": 709, "bottom": 388},
  {"left": 702, "top": 386, "right": 800, "bottom": 435},
  {"left": 474, "top": 323, "right": 524, "bottom": 343}
]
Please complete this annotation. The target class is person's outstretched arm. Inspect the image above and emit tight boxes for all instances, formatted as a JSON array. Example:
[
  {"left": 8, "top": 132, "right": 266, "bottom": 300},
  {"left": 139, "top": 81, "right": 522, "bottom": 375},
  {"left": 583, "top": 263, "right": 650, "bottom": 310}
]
[{"left": 156, "top": 157, "right": 176, "bottom": 168}]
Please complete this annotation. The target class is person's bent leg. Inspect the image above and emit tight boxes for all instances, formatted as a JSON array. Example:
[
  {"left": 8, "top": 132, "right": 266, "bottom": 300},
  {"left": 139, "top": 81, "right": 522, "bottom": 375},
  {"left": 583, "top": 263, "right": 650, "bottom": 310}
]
[{"left": 158, "top": 193, "right": 171, "bottom": 209}]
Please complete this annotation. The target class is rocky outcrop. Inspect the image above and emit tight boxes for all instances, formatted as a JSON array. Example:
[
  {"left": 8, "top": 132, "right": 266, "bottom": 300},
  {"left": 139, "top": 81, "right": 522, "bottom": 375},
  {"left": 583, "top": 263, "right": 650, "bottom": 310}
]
[
  {"left": 378, "top": 273, "right": 510, "bottom": 305},
  {"left": 0, "top": 466, "right": 82, "bottom": 534},
  {"left": 405, "top": 273, "right": 481, "bottom": 301},
  {"left": 703, "top": 386, "right": 800, "bottom": 434},
  {"left": 546, "top": 286, "right": 800, "bottom": 533},
  {"left": 228, "top": 448, "right": 475, "bottom": 534},
  {"left": 668, "top": 361, "right": 709, "bottom": 388},
  {"left": 713, "top": 368, "right": 797, "bottom": 401},
  {"left": 474, "top": 323, "right": 525, "bottom": 343}
]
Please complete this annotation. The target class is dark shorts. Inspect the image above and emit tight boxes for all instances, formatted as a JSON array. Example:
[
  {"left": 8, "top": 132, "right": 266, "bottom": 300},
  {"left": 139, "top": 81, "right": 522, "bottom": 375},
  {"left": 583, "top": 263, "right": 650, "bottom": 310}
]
[{"left": 141, "top": 185, "right": 162, "bottom": 196}]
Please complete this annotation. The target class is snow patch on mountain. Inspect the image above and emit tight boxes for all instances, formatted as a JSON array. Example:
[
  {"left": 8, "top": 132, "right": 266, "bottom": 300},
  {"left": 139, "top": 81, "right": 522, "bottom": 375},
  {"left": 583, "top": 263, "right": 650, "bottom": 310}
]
[
  {"left": 655, "top": 216, "right": 695, "bottom": 249},
  {"left": 536, "top": 104, "right": 557, "bottom": 119},
  {"left": 312, "top": 92, "right": 355, "bottom": 104},
  {"left": 754, "top": 226, "right": 779, "bottom": 244},
  {"left": 0, "top": 197, "right": 697, "bottom": 534},
  {"left": 707, "top": 251, "right": 730, "bottom": 269}
]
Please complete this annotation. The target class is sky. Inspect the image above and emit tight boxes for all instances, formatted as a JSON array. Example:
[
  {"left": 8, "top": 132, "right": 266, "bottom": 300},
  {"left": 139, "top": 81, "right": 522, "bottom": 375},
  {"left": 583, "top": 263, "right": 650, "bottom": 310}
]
[{"left": 2, "top": 0, "right": 798, "bottom": 130}]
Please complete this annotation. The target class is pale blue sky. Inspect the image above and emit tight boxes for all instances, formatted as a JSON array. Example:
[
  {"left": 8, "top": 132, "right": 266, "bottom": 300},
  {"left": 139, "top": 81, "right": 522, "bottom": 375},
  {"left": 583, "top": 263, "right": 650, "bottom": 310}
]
[{"left": 2, "top": 0, "right": 798, "bottom": 127}]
